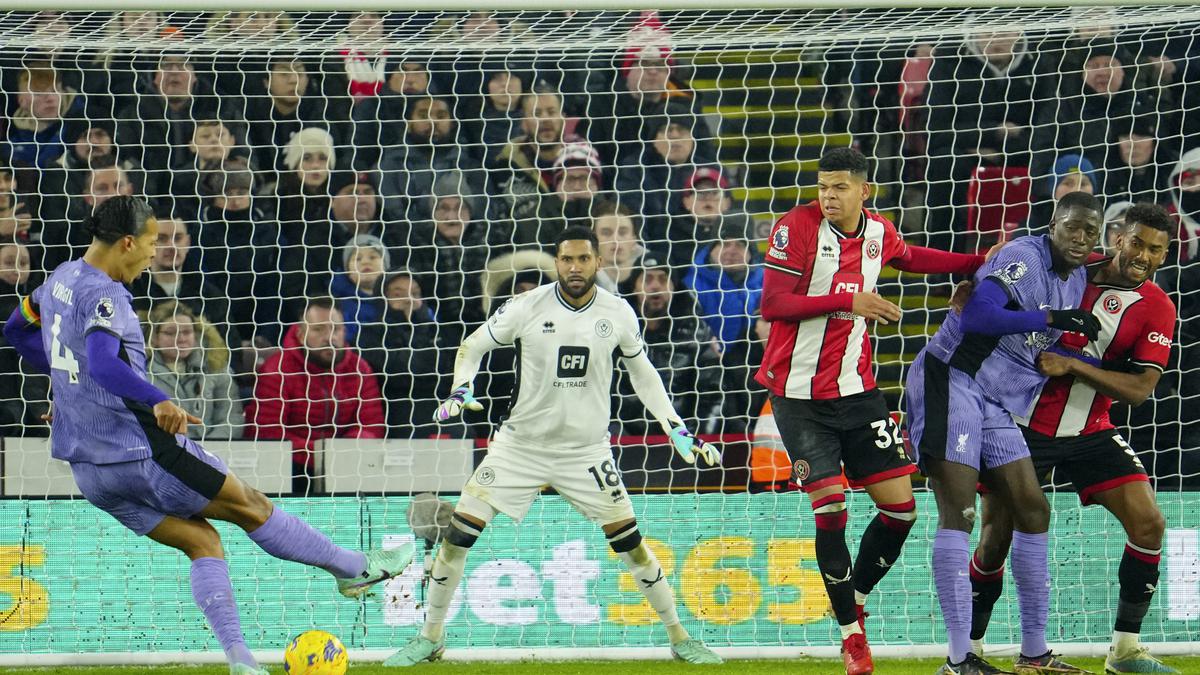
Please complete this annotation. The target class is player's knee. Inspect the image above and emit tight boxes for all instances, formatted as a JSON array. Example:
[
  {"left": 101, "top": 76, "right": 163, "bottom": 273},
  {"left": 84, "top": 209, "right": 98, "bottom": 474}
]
[
  {"left": 877, "top": 499, "right": 918, "bottom": 534},
  {"left": 811, "top": 493, "right": 848, "bottom": 531},
  {"left": 1127, "top": 507, "right": 1166, "bottom": 549},
  {"left": 185, "top": 521, "right": 224, "bottom": 560},
  {"left": 606, "top": 520, "right": 644, "bottom": 555},
  {"left": 445, "top": 512, "right": 484, "bottom": 549},
  {"left": 1012, "top": 496, "right": 1050, "bottom": 533}
]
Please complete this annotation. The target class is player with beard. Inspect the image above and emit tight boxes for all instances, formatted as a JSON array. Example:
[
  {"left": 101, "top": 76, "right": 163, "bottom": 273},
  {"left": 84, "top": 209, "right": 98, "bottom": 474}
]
[
  {"left": 906, "top": 191, "right": 1104, "bottom": 675},
  {"left": 967, "top": 203, "right": 1179, "bottom": 674},
  {"left": 385, "top": 227, "right": 723, "bottom": 666}
]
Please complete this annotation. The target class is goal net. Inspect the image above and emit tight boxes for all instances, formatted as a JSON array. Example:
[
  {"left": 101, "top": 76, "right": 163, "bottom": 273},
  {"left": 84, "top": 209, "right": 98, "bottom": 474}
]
[{"left": 0, "top": 5, "right": 1197, "bottom": 664}]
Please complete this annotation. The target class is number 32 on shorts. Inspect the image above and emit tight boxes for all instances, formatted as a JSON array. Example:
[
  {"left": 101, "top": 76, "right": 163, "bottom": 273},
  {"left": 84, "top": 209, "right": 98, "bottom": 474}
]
[{"left": 871, "top": 418, "right": 904, "bottom": 454}]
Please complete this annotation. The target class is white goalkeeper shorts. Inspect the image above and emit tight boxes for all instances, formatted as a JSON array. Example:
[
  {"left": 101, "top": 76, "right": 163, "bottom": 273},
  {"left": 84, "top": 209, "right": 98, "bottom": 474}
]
[{"left": 461, "top": 437, "right": 635, "bottom": 526}]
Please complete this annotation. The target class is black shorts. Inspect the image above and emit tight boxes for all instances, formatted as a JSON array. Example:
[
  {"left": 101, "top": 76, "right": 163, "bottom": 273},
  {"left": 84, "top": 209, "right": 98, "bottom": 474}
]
[
  {"left": 1021, "top": 427, "right": 1149, "bottom": 505},
  {"left": 770, "top": 390, "right": 916, "bottom": 493}
]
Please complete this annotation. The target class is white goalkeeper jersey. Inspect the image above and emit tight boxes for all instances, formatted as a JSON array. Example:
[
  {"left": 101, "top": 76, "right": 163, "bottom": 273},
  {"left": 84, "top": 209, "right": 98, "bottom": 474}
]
[{"left": 484, "top": 282, "right": 644, "bottom": 449}]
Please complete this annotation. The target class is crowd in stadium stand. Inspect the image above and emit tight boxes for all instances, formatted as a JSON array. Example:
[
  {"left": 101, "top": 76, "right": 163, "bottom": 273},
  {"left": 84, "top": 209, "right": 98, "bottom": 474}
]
[{"left": 0, "top": 11, "right": 1197, "bottom": 486}]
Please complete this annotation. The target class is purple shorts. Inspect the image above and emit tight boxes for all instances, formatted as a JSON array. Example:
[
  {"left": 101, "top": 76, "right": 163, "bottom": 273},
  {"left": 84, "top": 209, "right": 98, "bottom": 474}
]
[
  {"left": 70, "top": 436, "right": 229, "bottom": 535},
  {"left": 905, "top": 350, "right": 1030, "bottom": 471}
]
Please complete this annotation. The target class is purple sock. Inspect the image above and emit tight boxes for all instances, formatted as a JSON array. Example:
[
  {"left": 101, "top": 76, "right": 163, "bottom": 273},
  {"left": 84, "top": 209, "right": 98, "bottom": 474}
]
[
  {"left": 191, "top": 557, "right": 256, "bottom": 668},
  {"left": 933, "top": 528, "right": 973, "bottom": 664},
  {"left": 1012, "top": 530, "right": 1050, "bottom": 658},
  {"left": 248, "top": 507, "right": 366, "bottom": 578}
]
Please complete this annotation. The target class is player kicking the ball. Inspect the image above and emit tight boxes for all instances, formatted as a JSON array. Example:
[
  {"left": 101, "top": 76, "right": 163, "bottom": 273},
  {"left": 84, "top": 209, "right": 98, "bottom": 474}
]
[
  {"left": 905, "top": 191, "right": 1104, "bottom": 675},
  {"left": 757, "top": 147, "right": 993, "bottom": 675},
  {"left": 2, "top": 196, "right": 413, "bottom": 675},
  {"left": 968, "top": 203, "right": 1179, "bottom": 674},
  {"left": 384, "top": 227, "right": 722, "bottom": 667}
]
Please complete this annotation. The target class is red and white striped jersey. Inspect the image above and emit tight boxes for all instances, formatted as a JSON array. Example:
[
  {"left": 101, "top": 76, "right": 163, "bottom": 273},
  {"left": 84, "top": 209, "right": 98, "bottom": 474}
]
[
  {"left": 1020, "top": 277, "right": 1175, "bottom": 437},
  {"left": 756, "top": 202, "right": 908, "bottom": 400}
]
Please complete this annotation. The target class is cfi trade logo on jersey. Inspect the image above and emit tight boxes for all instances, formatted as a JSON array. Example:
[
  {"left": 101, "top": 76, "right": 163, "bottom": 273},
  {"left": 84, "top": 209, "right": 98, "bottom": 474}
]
[
  {"left": 1103, "top": 295, "right": 1123, "bottom": 314},
  {"left": 595, "top": 319, "right": 613, "bottom": 338},
  {"left": 865, "top": 239, "right": 881, "bottom": 260}
]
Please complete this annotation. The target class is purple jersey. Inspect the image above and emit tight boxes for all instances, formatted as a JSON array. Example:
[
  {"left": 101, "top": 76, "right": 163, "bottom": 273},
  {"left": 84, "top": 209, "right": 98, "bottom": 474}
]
[
  {"left": 32, "top": 260, "right": 155, "bottom": 464},
  {"left": 923, "top": 235, "right": 1088, "bottom": 418}
]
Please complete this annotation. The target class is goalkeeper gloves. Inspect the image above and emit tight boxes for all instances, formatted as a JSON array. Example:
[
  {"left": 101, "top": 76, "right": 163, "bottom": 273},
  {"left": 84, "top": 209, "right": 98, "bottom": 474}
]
[
  {"left": 1046, "top": 309, "right": 1101, "bottom": 341},
  {"left": 667, "top": 425, "right": 722, "bottom": 466},
  {"left": 433, "top": 386, "right": 483, "bottom": 422}
]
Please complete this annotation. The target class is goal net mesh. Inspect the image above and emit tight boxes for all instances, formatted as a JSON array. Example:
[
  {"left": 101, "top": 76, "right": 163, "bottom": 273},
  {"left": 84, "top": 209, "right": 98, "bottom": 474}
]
[{"left": 0, "top": 6, "right": 1197, "bottom": 661}]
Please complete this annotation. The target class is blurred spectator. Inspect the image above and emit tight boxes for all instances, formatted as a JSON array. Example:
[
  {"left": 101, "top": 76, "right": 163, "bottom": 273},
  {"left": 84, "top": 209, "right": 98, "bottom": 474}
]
[
  {"left": 0, "top": 241, "right": 49, "bottom": 436},
  {"left": 78, "top": 12, "right": 168, "bottom": 120},
  {"left": 144, "top": 300, "right": 244, "bottom": 441},
  {"left": 247, "top": 56, "right": 351, "bottom": 179},
  {"left": 683, "top": 222, "right": 764, "bottom": 348},
  {"left": 924, "top": 32, "right": 1037, "bottom": 239},
  {"left": 1102, "top": 200, "right": 1133, "bottom": 256},
  {"left": 471, "top": 67, "right": 528, "bottom": 166},
  {"left": 1031, "top": 40, "right": 1153, "bottom": 198},
  {"left": 592, "top": 200, "right": 645, "bottom": 294},
  {"left": 613, "top": 254, "right": 720, "bottom": 435},
  {"left": 587, "top": 12, "right": 712, "bottom": 168},
  {"left": 331, "top": 234, "right": 391, "bottom": 343},
  {"left": 356, "top": 271, "right": 452, "bottom": 438},
  {"left": 204, "top": 12, "right": 297, "bottom": 97},
  {"left": 378, "top": 96, "right": 486, "bottom": 223},
  {"left": 0, "top": 186, "right": 32, "bottom": 245},
  {"left": 114, "top": 52, "right": 246, "bottom": 201},
  {"left": 196, "top": 159, "right": 283, "bottom": 344},
  {"left": 1168, "top": 147, "right": 1200, "bottom": 265},
  {"left": 276, "top": 127, "right": 340, "bottom": 311},
  {"left": 129, "top": 215, "right": 238, "bottom": 350},
  {"left": 492, "top": 84, "right": 586, "bottom": 243},
  {"left": 329, "top": 170, "right": 404, "bottom": 250},
  {"left": 1104, "top": 115, "right": 1168, "bottom": 205},
  {"left": 684, "top": 223, "right": 765, "bottom": 433},
  {"left": 5, "top": 64, "right": 86, "bottom": 174},
  {"left": 350, "top": 56, "right": 438, "bottom": 171},
  {"left": 339, "top": 12, "right": 389, "bottom": 101},
  {"left": 403, "top": 171, "right": 490, "bottom": 340},
  {"left": 667, "top": 166, "right": 746, "bottom": 266},
  {"left": 42, "top": 157, "right": 137, "bottom": 270},
  {"left": 1028, "top": 154, "right": 1098, "bottom": 229},
  {"left": 168, "top": 119, "right": 243, "bottom": 216},
  {"left": 247, "top": 297, "right": 385, "bottom": 494},
  {"left": 615, "top": 119, "right": 713, "bottom": 245},
  {"left": 552, "top": 141, "right": 604, "bottom": 226},
  {"left": 61, "top": 123, "right": 117, "bottom": 174}
]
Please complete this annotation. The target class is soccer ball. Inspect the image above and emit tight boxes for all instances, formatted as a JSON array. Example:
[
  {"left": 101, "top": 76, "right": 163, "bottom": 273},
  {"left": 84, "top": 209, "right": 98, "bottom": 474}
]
[{"left": 283, "top": 630, "right": 348, "bottom": 675}]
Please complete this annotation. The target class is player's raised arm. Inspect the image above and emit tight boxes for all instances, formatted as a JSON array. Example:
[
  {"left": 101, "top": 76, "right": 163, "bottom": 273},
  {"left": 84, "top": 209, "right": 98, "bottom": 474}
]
[
  {"left": 2, "top": 296, "right": 50, "bottom": 374},
  {"left": 888, "top": 243, "right": 986, "bottom": 275},
  {"left": 434, "top": 296, "right": 525, "bottom": 422}
]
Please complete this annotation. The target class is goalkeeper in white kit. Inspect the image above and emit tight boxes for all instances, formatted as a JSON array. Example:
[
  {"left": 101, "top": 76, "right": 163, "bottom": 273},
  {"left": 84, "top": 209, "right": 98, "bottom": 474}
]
[{"left": 385, "top": 227, "right": 722, "bottom": 667}]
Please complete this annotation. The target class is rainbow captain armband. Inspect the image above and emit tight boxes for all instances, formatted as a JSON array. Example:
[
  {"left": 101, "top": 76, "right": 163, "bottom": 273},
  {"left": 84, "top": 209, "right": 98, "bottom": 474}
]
[{"left": 19, "top": 296, "right": 40, "bottom": 327}]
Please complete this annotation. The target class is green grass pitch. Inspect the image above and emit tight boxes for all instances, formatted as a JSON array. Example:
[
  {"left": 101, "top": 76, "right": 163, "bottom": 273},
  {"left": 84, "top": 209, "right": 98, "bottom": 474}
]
[{"left": 5, "top": 656, "right": 1200, "bottom": 674}]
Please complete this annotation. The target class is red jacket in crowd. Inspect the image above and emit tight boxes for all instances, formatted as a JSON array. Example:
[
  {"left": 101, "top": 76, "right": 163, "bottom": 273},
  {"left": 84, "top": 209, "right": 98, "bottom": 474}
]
[{"left": 246, "top": 324, "right": 386, "bottom": 468}]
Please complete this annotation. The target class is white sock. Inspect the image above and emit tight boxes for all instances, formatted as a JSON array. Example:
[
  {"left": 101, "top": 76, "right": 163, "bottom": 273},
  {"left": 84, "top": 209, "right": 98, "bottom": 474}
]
[
  {"left": 618, "top": 545, "right": 687, "bottom": 642},
  {"left": 420, "top": 542, "right": 468, "bottom": 642},
  {"left": 854, "top": 590, "right": 868, "bottom": 606},
  {"left": 839, "top": 621, "right": 864, "bottom": 640},
  {"left": 971, "top": 638, "right": 984, "bottom": 656},
  {"left": 1112, "top": 630, "right": 1139, "bottom": 655}
]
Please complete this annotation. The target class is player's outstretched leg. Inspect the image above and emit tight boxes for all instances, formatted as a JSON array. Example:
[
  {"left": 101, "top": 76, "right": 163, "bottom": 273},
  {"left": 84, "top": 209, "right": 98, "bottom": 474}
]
[
  {"left": 604, "top": 518, "right": 722, "bottom": 665},
  {"left": 851, "top": 476, "right": 918, "bottom": 632},
  {"left": 1092, "top": 483, "right": 1177, "bottom": 674},
  {"left": 146, "top": 516, "right": 268, "bottom": 675},
  {"left": 969, "top": 489, "right": 1015, "bottom": 657},
  {"left": 199, "top": 470, "right": 413, "bottom": 598},
  {"left": 986, "top": 460, "right": 1089, "bottom": 675},
  {"left": 804, "top": 482, "right": 872, "bottom": 675},
  {"left": 385, "top": 504, "right": 492, "bottom": 667}
]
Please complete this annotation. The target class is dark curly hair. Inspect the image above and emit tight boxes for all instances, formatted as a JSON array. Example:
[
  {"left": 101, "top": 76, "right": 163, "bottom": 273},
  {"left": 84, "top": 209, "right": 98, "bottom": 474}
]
[{"left": 83, "top": 195, "right": 155, "bottom": 244}]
